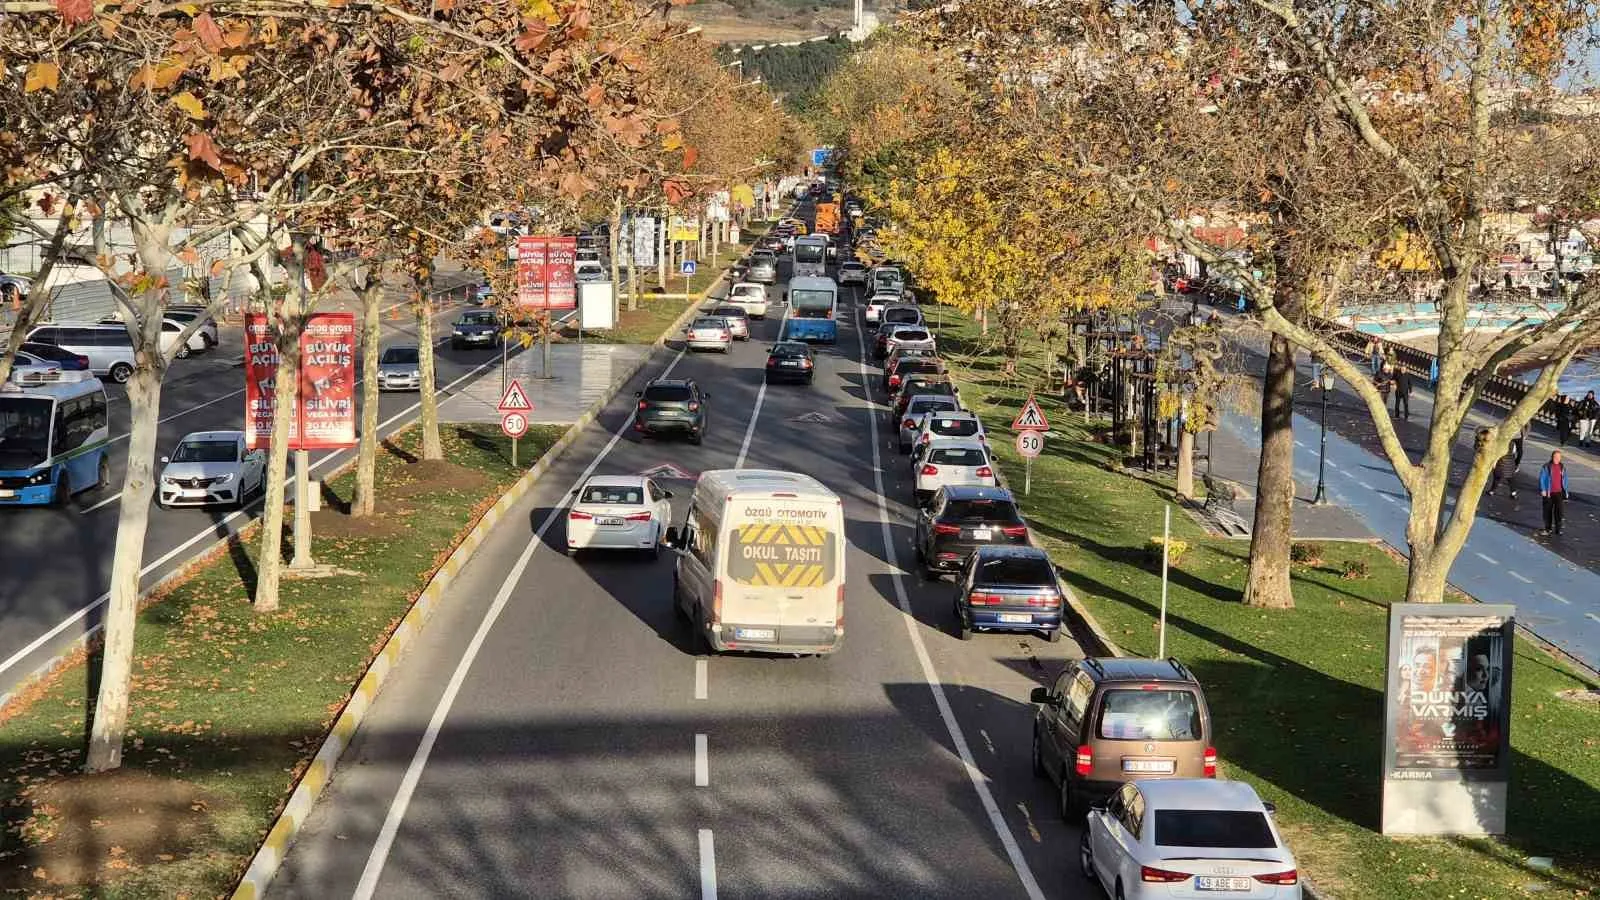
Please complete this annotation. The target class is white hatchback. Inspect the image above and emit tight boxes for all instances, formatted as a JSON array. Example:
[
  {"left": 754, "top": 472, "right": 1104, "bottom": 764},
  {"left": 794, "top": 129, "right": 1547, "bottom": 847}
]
[
  {"left": 913, "top": 410, "right": 989, "bottom": 454},
  {"left": 567, "top": 475, "right": 674, "bottom": 556},
  {"left": 726, "top": 282, "right": 770, "bottom": 318},
  {"left": 158, "top": 430, "right": 265, "bottom": 508},
  {"left": 911, "top": 438, "right": 995, "bottom": 505},
  {"left": 1082, "top": 779, "right": 1301, "bottom": 900}
]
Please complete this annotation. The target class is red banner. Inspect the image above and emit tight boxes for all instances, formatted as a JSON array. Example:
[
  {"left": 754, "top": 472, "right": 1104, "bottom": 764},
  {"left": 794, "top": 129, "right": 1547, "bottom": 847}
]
[
  {"left": 514, "top": 235, "right": 576, "bottom": 310},
  {"left": 243, "top": 312, "right": 357, "bottom": 451}
]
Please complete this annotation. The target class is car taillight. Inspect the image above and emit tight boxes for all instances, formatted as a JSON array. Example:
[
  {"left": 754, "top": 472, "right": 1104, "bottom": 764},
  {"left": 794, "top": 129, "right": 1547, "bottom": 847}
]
[
  {"left": 933, "top": 523, "right": 961, "bottom": 535},
  {"left": 1254, "top": 870, "right": 1298, "bottom": 886},
  {"left": 1001, "top": 525, "right": 1028, "bottom": 537},
  {"left": 902, "top": 418, "right": 915, "bottom": 430},
  {"left": 888, "top": 375, "right": 901, "bottom": 387},
  {"left": 720, "top": 330, "right": 730, "bottom": 339},
  {"left": 1204, "top": 746, "right": 1217, "bottom": 777},
  {"left": 766, "top": 358, "right": 778, "bottom": 367},
  {"left": 711, "top": 579, "right": 723, "bottom": 624},
  {"left": 920, "top": 464, "right": 939, "bottom": 476},
  {"left": 967, "top": 592, "right": 1001, "bottom": 606},
  {"left": 568, "top": 510, "right": 593, "bottom": 520},
  {"left": 76, "top": 355, "right": 90, "bottom": 367},
  {"left": 976, "top": 466, "right": 994, "bottom": 478},
  {"left": 1074, "top": 745, "right": 1093, "bottom": 776},
  {"left": 1140, "top": 865, "right": 1191, "bottom": 884},
  {"left": 638, "top": 400, "right": 648, "bottom": 409},
  {"left": 825, "top": 309, "right": 834, "bottom": 319},
  {"left": 688, "top": 402, "right": 700, "bottom": 412},
  {"left": 1027, "top": 593, "right": 1062, "bottom": 607},
  {"left": 801, "top": 359, "right": 812, "bottom": 368},
  {"left": 624, "top": 511, "right": 653, "bottom": 521}
]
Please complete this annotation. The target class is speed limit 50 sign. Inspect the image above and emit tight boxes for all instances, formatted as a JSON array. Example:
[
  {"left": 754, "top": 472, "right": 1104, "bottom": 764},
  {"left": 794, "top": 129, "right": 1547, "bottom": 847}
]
[{"left": 1016, "top": 430, "right": 1045, "bottom": 459}]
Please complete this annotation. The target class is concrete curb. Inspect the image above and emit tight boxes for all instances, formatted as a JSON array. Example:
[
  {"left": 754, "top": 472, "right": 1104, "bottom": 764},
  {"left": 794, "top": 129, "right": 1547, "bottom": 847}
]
[
  {"left": 229, "top": 263, "right": 737, "bottom": 900},
  {"left": 0, "top": 279, "right": 477, "bottom": 717}
]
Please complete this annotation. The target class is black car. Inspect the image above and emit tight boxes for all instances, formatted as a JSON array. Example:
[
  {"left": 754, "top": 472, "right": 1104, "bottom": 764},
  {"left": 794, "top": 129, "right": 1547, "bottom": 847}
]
[
  {"left": 19, "top": 341, "right": 89, "bottom": 370},
  {"left": 914, "top": 485, "right": 1030, "bottom": 578},
  {"left": 886, "top": 357, "right": 944, "bottom": 394},
  {"left": 764, "top": 340, "right": 815, "bottom": 384},
  {"left": 634, "top": 378, "right": 709, "bottom": 444},
  {"left": 891, "top": 376, "right": 958, "bottom": 415},
  {"left": 956, "top": 545, "right": 1063, "bottom": 643},
  {"left": 451, "top": 309, "right": 502, "bottom": 349}
]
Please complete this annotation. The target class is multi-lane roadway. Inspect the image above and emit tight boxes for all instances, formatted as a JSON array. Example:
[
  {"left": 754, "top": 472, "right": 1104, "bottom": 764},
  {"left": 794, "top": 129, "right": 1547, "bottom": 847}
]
[
  {"left": 0, "top": 270, "right": 489, "bottom": 699},
  {"left": 269, "top": 245, "right": 1090, "bottom": 898}
]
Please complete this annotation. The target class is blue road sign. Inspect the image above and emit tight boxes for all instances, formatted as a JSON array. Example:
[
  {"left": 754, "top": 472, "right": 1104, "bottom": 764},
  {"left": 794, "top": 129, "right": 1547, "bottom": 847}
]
[
  {"left": 810, "top": 147, "right": 833, "bottom": 167},
  {"left": 680, "top": 260, "right": 697, "bottom": 276}
]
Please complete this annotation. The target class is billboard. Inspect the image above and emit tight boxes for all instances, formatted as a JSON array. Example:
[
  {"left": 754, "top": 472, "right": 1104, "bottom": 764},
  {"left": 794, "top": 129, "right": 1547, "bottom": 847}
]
[
  {"left": 514, "top": 235, "right": 577, "bottom": 310},
  {"left": 630, "top": 215, "right": 657, "bottom": 268},
  {"left": 810, "top": 146, "right": 833, "bottom": 167},
  {"left": 669, "top": 216, "right": 701, "bottom": 242},
  {"left": 1381, "top": 604, "right": 1515, "bottom": 835},
  {"left": 244, "top": 312, "right": 357, "bottom": 451}
]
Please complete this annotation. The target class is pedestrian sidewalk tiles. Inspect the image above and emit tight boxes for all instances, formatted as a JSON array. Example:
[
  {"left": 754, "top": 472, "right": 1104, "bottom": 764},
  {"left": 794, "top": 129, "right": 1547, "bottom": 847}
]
[{"left": 442, "top": 343, "right": 652, "bottom": 426}]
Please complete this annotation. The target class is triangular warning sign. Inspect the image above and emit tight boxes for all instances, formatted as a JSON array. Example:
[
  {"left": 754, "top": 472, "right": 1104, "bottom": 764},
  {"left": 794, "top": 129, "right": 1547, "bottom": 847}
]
[
  {"left": 639, "top": 463, "right": 696, "bottom": 480},
  {"left": 498, "top": 379, "right": 532, "bottom": 412},
  {"left": 1011, "top": 394, "right": 1050, "bottom": 431}
]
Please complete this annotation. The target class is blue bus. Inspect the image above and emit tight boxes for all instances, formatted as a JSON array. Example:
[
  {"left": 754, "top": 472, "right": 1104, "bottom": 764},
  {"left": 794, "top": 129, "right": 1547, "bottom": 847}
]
[
  {"left": 792, "top": 234, "right": 829, "bottom": 278},
  {"left": 783, "top": 275, "right": 839, "bottom": 343},
  {"left": 0, "top": 368, "right": 111, "bottom": 507}
]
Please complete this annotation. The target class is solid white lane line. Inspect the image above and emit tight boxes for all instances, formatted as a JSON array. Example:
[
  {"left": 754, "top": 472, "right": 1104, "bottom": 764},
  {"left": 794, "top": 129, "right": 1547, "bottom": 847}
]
[
  {"left": 1588, "top": 613, "right": 1600, "bottom": 624},
  {"left": 852, "top": 314, "right": 1046, "bottom": 900},
  {"left": 1293, "top": 439, "right": 1306, "bottom": 448},
  {"left": 734, "top": 379, "right": 769, "bottom": 471},
  {"left": 694, "top": 734, "right": 709, "bottom": 787},
  {"left": 698, "top": 828, "right": 717, "bottom": 900},
  {"left": 1475, "top": 552, "right": 1499, "bottom": 565},
  {"left": 107, "top": 387, "right": 248, "bottom": 446},
  {"left": 0, "top": 355, "right": 504, "bottom": 681},
  {"left": 1546, "top": 591, "right": 1571, "bottom": 605},
  {"left": 351, "top": 348, "right": 690, "bottom": 900},
  {"left": 1508, "top": 570, "right": 1533, "bottom": 584},
  {"left": 81, "top": 492, "right": 123, "bottom": 514},
  {"left": 694, "top": 658, "right": 708, "bottom": 700}
]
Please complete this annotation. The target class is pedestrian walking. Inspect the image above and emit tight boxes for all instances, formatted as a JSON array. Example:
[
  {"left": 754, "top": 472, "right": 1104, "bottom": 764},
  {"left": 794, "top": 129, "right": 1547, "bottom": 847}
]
[
  {"left": 1539, "top": 450, "right": 1571, "bottom": 535},
  {"left": 1376, "top": 364, "right": 1395, "bottom": 410},
  {"left": 1367, "top": 339, "right": 1383, "bottom": 375},
  {"left": 1428, "top": 356, "right": 1439, "bottom": 386},
  {"left": 1487, "top": 445, "right": 1518, "bottom": 500},
  {"left": 1554, "top": 395, "right": 1574, "bottom": 446},
  {"left": 1511, "top": 422, "right": 1527, "bottom": 467},
  {"left": 1392, "top": 366, "right": 1412, "bottom": 420},
  {"left": 1577, "top": 390, "right": 1599, "bottom": 447}
]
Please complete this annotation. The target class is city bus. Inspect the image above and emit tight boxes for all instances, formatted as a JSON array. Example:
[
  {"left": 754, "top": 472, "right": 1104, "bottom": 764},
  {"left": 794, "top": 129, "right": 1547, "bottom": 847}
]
[
  {"left": 783, "top": 275, "right": 839, "bottom": 344},
  {"left": 792, "top": 234, "right": 829, "bottom": 278},
  {"left": 0, "top": 368, "right": 111, "bottom": 507}
]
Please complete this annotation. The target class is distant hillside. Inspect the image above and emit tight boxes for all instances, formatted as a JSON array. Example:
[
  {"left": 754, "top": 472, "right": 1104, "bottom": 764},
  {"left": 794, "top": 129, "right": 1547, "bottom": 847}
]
[
  {"left": 682, "top": 0, "right": 892, "bottom": 45},
  {"left": 717, "top": 37, "right": 857, "bottom": 115}
]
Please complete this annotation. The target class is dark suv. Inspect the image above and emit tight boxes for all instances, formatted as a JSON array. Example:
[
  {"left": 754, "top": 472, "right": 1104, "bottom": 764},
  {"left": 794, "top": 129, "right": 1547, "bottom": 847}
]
[
  {"left": 1029, "top": 657, "right": 1215, "bottom": 820},
  {"left": 914, "top": 485, "right": 1028, "bottom": 578},
  {"left": 634, "top": 379, "right": 709, "bottom": 444}
]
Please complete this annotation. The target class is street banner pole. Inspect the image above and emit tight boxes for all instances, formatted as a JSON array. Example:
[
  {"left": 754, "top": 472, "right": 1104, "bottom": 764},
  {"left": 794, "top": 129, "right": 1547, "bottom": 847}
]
[{"left": 1158, "top": 504, "right": 1171, "bottom": 657}]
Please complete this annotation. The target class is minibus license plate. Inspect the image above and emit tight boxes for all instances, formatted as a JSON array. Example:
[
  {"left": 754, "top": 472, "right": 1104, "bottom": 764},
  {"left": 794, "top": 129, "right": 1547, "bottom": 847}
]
[
  {"left": 1122, "top": 759, "right": 1175, "bottom": 774},
  {"left": 1196, "top": 876, "right": 1253, "bottom": 891},
  {"left": 0, "top": 490, "right": 15, "bottom": 499},
  {"left": 735, "top": 628, "right": 775, "bottom": 641}
]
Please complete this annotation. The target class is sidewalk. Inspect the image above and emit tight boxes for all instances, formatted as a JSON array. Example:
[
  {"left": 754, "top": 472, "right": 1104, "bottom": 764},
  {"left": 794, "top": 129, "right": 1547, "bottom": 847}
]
[
  {"left": 443, "top": 343, "right": 653, "bottom": 425},
  {"left": 1197, "top": 415, "right": 1374, "bottom": 541}
]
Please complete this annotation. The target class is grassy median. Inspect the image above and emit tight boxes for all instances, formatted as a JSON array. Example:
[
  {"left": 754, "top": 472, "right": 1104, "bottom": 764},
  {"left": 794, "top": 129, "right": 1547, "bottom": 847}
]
[
  {"left": 926, "top": 304, "right": 1600, "bottom": 898},
  {"left": 0, "top": 422, "right": 563, "bottom": 897}
]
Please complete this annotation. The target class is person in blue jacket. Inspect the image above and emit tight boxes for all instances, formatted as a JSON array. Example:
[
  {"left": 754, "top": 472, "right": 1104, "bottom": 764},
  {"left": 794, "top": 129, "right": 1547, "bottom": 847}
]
[{"left": 1539, "top": 450, "right": 1571, "bottom": 536}]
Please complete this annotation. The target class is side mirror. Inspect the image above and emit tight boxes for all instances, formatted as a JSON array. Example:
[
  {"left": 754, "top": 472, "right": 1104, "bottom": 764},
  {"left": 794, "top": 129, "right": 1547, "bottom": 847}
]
[
  {"left": 1263, "top": 801, "right": 1277, "bottom": 815},
  {"left": 702, "top": 392, "right": 710, "bottom": 399},
  {"left": 1029, "top": 687, "right": 1056, "bottom": 706},
  {"left": 635, "top": 391, "right": 643, "bottom": 397},
  {"left": 160, "top": 455, "right": 170, "bottom": 465},
  {"left": 663, "top": 526, "right": 681, "bottom": 548},
  {"left": 662, "top": 490, "right": 674, "bottom": 499}
]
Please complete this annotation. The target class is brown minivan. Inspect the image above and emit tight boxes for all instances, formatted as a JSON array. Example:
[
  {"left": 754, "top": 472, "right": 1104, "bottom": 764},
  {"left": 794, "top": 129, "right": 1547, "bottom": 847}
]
[{"left": 1030, "top": 657, "right": 1215, "bottom": 820}]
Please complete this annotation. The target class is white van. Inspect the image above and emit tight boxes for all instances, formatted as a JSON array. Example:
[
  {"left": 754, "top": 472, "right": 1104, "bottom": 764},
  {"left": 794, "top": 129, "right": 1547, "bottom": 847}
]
[{"left": 666, "top": 469, "right": 846, "bottom": 656}]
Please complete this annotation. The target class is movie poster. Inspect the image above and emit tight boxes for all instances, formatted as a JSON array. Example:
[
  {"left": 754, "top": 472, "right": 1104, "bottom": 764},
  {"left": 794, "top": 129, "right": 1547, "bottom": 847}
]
[{"left": 1384, "top": 607, "right": 1514, "bottom": 778}]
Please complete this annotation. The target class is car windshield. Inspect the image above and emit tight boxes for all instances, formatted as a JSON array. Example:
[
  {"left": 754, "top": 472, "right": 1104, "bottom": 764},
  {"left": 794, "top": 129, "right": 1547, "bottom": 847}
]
[
  {"left": 713, "top": 307, "right": 746, "bottom": 319},
  {"left": 733, "top": 286, "right": 762, "bottom": 297},
  {"left": 941, "top": 498, "right": 1021, "bottom": 523},
  {"left": 1098, "top": 689, "right": 1203, "bottom": 741},
  {"left": 692, "top": 318, "right": 726, "bottom": 330},
  {"left": 752, "top": 251, "right": 775, "bottom": 261},
  {"left": 1154, "top": 810, "right": 1277, "bottom": 849},
  {"left": 899, "top": 361, "right": 940, "bottom": 376},
  {"left": 173, "top": 440, "right": 238, "bottom": 463},
  {"left": 460, "top": 312, "right": 496, "bottom": 325},
  {"left": 930, "top": 446, "right": 988, "bottom": 467},
  {"left": 381, "top": 347, "right": 419, "bottom": 365},
  {"left": 893, "top": 330, "right": 930, "bottom": 342},
  {"left": 931, "top": 418, "right": 979, "bottom": 437},
  {"left": 885, "top": 309, "right": 920, "bottom": 324},
  {"left": 771, "top": 343, "right": 808, "bottom": 357},
  {"left": 910, "top": 399, "right": 959, "bottom": 415},
  {"left": 0, "top": 397, "right": 52, "bottom": 469},
  {"left": 644, "top": 384, "right": 693, "bottom": 402},
  {"left": 580, "top": 485, "right": 643, "bottom": 505},
  {"left": 975, "top": 554, "right": 1055, "bottom": 586},
  {"left": 904, "top": 381, "right": 953, "bottom": 397}
]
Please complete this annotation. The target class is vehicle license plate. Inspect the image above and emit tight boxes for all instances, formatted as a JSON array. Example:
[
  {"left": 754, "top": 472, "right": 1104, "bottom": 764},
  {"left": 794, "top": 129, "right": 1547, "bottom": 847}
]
[
  {"left": 735, "top": 628, "right": 775, "bottom": 641},
  {"left": 781, "top": 360, "right": 800, "bottom": 367},
  {"left": 972, "top": 528, "right": 993, "bottom": 540},
  {"left": 180, "top": 489, "right": 208, "bottom": 499},
  {"left": 998, "top": 613, "right": 1031, "bottom": 624},
  {"left": 597, "top": 517, "right": 624, "bottom": 526},
  {"left": 1195, "top": 876, "right": 1253, "bottom": 891},
  {"left": 1122, "top": 759, "right": 1176, "bottom": 774}
]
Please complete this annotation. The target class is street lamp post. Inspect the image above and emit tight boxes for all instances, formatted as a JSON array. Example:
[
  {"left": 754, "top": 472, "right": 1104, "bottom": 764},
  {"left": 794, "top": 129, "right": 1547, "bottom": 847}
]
[{"left": 1313, "top": 364, "right": 1335, "bottom": 505}]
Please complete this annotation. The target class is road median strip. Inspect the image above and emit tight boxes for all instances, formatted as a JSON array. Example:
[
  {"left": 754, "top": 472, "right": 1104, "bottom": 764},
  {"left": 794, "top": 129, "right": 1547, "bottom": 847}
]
[{"left": 926, "top": 303, "right": 1600, "bottom": 898}]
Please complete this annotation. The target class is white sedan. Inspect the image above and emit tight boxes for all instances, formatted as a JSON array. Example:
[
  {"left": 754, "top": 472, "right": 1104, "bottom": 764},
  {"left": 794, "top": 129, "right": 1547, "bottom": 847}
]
[
  {"left": 838, "top": 261, "right": 868, "bottom": 285},
  {"left": 1082, "top": 779, "right": 1301, "bottom": 899},
  {"left": 567, "top": 475, "right": 674, "bottom": 556},
  {"left": 911, "top": 438, "right": 995, "bottom": 505},
  {"left": 158, "top": 430, "right": 266, "bottom": 508},
  {"left": 726, "top": 281, "right": 770, "bottom": 318}
]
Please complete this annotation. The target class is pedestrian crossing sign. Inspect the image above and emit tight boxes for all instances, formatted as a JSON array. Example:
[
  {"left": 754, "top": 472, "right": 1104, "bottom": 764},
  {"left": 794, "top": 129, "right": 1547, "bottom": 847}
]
[
  {"left": 497, "top": 379, "right": 532, "bottom": 412},
  {"left": 1012, "top": 394, "right": 1050, "bottom": 432}
]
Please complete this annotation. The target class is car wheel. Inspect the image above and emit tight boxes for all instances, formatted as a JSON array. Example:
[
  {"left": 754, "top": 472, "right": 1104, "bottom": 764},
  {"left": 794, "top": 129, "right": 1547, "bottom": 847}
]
[
  {"left": 689, "top": 431, "right": 703, "bottom": 446},
  {"left": 648, "top": 526, "right": 662, "bottom": 560},
  {"left": 177, "top": 345, "right": 191, "bottom": 359},
  {"left": 958, "top": 617, "right": 973, "bottom": 641},
  {"left": 1045, "top": 628, "right": 1063, "bottom": 644},
  {"left": 1079, "top": 831, "right": 1097, "bottom": 883},
  {"left": 53, "top": 474, "right": 71, "bottom": 508},
  {"left": 109, "top": 362, "right": 133, "bottom": 384},
  {"left": 96, "top": 456, "right": 111, "bottom": 492},
  {"left": 1060, "top": 776, "right": 1083, "bottom": 822},
  {"left": 1032, "top": 729, "right": 1048, "bottom": 779}
]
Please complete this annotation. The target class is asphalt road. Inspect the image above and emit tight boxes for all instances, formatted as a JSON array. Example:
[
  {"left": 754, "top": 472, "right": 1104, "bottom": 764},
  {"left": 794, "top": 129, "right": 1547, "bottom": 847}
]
[
  {"left": 270, "top": 252, "right": 1094, "bottom": 898},
  {"left": 0, "top": 271, "right": 492, "bottom": 698}
]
